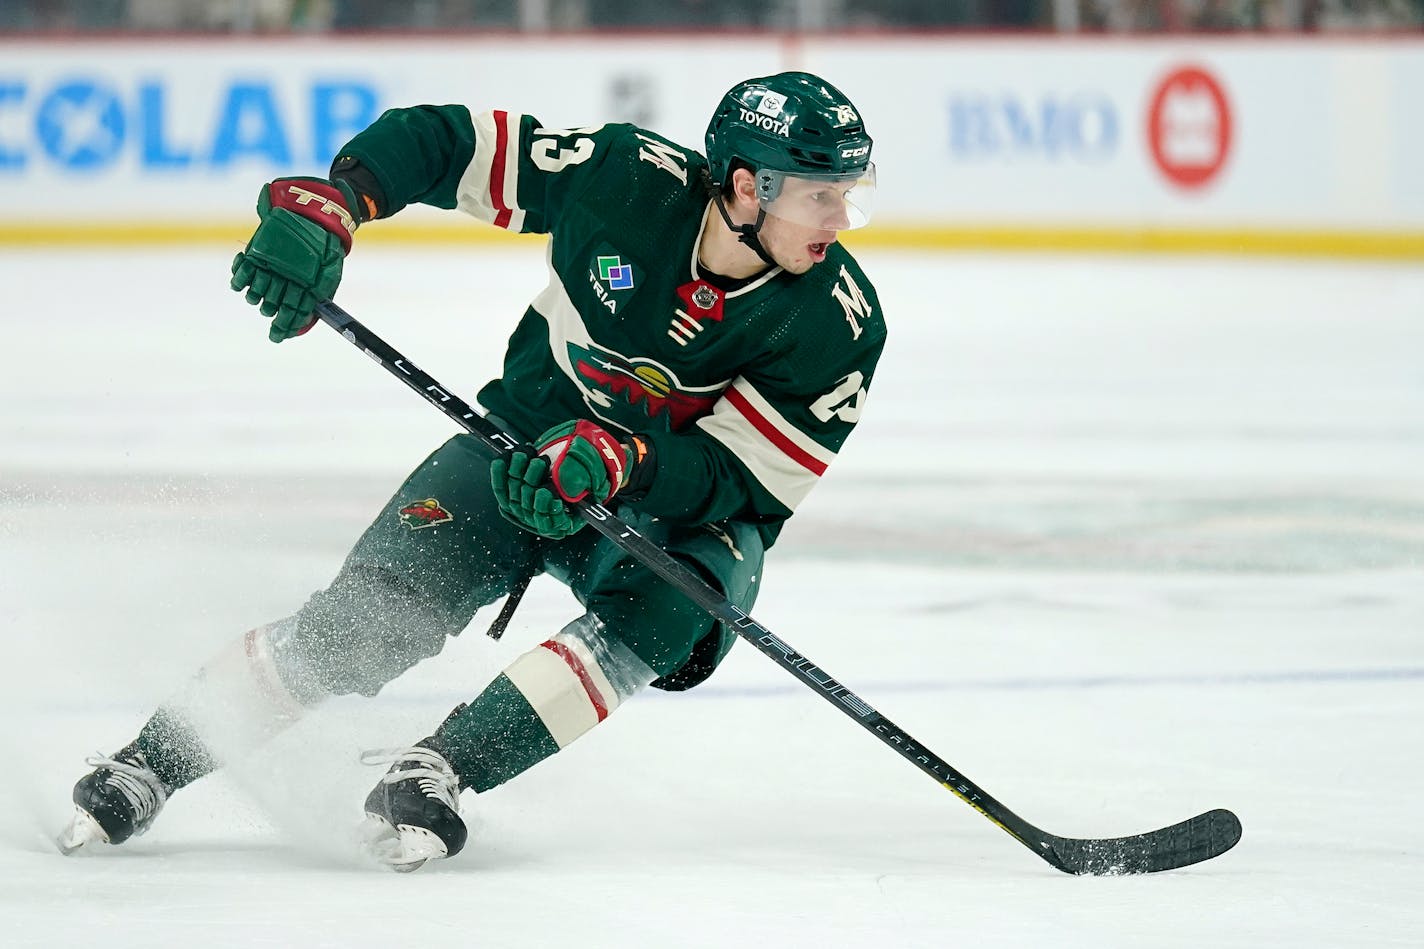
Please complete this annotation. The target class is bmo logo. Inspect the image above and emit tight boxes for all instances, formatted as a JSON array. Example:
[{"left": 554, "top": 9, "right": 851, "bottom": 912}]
[{"left": 1147, "top": 66, "right": 1232, "bottom": 190}]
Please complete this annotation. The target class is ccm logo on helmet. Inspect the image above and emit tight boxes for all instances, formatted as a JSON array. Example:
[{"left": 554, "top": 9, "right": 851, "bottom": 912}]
[
  {"left": 840, "top": 145, "right": 870, "bottom": 158},
  {"left": 738, "top": 107, "right": 790, "bottom": 138}
]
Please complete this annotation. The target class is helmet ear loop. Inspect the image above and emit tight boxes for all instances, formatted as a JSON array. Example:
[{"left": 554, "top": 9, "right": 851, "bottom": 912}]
[
  {"left": 711, "top": 190, "right": 778, "bottom": 269},
  {"left": 737, "top": 208, "right": 777, "bottom": 268}
]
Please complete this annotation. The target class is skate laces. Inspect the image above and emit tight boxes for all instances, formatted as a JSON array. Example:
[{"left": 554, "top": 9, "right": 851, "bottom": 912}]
[
  {"left": 360, "top": 747, "right": 460, "bottom": 811},
  {"left": 84, "top": 752, "right": 168, "bottom": 821}
]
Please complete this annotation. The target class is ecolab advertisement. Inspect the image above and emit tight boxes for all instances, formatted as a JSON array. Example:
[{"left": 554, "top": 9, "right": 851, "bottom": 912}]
[
  {"left": 1, "top": 37, "right": 1422, "bottom": 253},
  {"left": 0, "top": 40, "right": 778, "bottom": 229}
]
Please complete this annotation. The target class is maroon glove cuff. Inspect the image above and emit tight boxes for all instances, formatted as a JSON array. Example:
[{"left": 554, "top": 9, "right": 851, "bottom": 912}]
[
  {"left": 538, "top": 419, "right": 630, "bottom": 504},
  {"left": 266, "top": 179, "right": 358, "bottom": 254}
]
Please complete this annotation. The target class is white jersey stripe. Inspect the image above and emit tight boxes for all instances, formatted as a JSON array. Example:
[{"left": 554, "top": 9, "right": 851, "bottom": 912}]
[
  {"left": 496, "top": 110, "right": 526, "bottom": 232},
  {"left": 455, "top": 109, "right": 525, "bottom": 231},
  {"left": 698, "top": 377, "right": 837, "bottom": 511},
  {"left": 530, "top": 248, "right": 619, "bottom": 420},
  {"left": 726, "top": 377, "right": 836, "bottom": 468}
]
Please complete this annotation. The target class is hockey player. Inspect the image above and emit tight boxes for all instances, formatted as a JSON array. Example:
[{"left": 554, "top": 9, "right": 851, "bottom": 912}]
[{"left": 60, "top": 71, "right": 885, "bottom": 870}]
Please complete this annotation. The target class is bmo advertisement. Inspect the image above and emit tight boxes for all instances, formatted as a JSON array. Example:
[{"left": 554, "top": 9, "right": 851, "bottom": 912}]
[
  {"left": 1, "top": 36, "right": 1421, "bottom": 255},
  {"left": 815, "top": 38, "right": 1424, "bottom": 246}
]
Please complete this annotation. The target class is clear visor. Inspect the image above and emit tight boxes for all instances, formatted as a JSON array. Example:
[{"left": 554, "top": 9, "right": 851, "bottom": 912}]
[{"left": 756, "top": 162, "right": 877, "bottom": 232}]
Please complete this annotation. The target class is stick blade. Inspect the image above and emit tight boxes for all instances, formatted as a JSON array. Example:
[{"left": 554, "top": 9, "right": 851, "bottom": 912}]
[{"left": 1039, "top": 808, "right": 1242, "bottom": 875}]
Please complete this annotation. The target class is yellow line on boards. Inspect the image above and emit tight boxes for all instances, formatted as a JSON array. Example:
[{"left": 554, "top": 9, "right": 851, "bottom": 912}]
[
  {"left": 840, "top": 225, "right": 1424, "bottom": 260},
  {"left": 1, "top": 222, "right": 1422, "bottom": 260},
  {"left": 0, "top": 222, "right": 533, "bottom": 248}
]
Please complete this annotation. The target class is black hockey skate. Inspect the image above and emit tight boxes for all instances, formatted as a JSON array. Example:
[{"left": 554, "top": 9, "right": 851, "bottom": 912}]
[
  {"left": 360, "top": 744, "right": 467, "bottom": 872},
  {"left": 57, "top": 744, "right": 171, "bottom": 854}
]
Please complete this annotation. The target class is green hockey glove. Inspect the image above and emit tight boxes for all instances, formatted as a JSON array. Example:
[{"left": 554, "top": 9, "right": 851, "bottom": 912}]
[
  {"left": 230, "top": 177, "right": 360, "bottom": 343},
  {"left": 491, "top": 421, "right": 649, "bottom": 539},
  {"left": 491, "top": 453, "right": 581, "bottom": 540}
]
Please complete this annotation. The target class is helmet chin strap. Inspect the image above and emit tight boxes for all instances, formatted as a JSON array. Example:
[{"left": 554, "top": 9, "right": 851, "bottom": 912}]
[{"left": 711, "top": 192, "right": 778, "bottom": 269}]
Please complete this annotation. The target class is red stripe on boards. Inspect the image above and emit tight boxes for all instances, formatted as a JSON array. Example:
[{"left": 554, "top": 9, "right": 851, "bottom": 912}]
[
  {"left": 723, "top": 386, "right": 828, "bottom": 476},
  {"left": 540, "top": 641, "right": 609, "bottom": 722},
  {"left": 490, "top": 110, "right": 513, "bottom": 230}
]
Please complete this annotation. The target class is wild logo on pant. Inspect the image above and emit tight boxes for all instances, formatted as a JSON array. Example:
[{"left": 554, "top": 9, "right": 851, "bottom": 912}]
[{"left": 398, "top": 498, "right": 454, "bottom": 530}]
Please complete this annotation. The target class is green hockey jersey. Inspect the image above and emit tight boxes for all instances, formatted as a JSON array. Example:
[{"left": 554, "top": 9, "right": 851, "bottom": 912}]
[{"left": 336, "top": 105, "right": 886, "bottom": 545}]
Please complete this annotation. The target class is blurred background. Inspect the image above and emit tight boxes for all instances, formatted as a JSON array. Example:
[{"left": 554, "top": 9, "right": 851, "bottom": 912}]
[
  {"left": 2, "top": 2, "right": 1423, "bottom": 258},
  {"left": 2, "top": 0, "right": 1422, "bottom": 32}
]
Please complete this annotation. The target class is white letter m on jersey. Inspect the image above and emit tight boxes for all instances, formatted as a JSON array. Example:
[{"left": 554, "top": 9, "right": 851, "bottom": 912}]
[
  {"left": 830, "top": 266, "right": 871, "bottom": 341},
  {"left": 634, "top": 134, "right": 688, "bottom": 186}
]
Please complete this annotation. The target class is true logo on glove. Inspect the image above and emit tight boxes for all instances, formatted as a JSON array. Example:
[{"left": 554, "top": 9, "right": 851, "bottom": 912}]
[
  {"left": 285, "top": 184, "right": 357, "bottom": 237},
  {"left": 538, "top": 420, "right": 627, "bottom": 503}
]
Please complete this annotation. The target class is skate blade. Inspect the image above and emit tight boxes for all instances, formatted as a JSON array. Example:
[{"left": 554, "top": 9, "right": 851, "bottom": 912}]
[
  {"left": 55, "top": 807, "right": 109, "bottom": 856},
  {"left": 359, "top": 814, "right": 447, "bottom": 872}
]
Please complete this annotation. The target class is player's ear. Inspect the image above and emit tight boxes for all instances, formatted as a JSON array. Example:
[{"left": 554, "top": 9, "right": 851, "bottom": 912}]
[{"left": 731, "top": 168, "right": 759, "bottom": 211}]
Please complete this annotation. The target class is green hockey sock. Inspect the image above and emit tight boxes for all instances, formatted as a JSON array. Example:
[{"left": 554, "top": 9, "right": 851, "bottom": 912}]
[
  {"left": 135, "top": 708, "right": 215, "bottom": 791},
  {"left": 432, "top": 675, "right": 561, "bottom": 793},
  {"left": 433, "top": 617, "right": 656, "bottom": 792}
]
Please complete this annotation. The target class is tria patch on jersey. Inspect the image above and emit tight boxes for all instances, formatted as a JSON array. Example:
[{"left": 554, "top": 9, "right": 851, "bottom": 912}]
[
  {"left": 669, "top": 279, "right": 725, "bottom": 347},
  {"left": 398, "top": 498, "right": 454, "bottom": 530},
  {"left": 597, "top": 255, "right": 634, "bottom": 290},
  {"left": 587, "top": 244, "right": 642, "bottom": 315}
]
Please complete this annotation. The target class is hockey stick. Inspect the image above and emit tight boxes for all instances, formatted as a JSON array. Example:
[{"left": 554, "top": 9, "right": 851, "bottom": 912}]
[{"left": 314, "top": 299, "right": 1242, "bottom": 875}]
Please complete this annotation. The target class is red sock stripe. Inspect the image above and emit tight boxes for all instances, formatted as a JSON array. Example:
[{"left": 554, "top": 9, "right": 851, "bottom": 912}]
[
  {"left": 242, "top": 625, "right": 297, "bottom": 714},
  {"left": 539, "top": 640, "right": 609, "bottom": 722},
  {"left": 490, "top": 110, "right": 513, "bottom": 230}
]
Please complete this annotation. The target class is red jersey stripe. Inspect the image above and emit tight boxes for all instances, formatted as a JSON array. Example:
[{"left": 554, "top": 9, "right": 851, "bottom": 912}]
[
  {"left": 724, "top": 386, "right": 829, "bottom": 477},
  {"left": 539, "top": 640, "right": 609, "bottom": 722},
  {"left": 490, "top": 110, "right": 513, "bottom": 230}
]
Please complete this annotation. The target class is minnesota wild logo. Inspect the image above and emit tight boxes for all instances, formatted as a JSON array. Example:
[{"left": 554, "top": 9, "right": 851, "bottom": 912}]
[
  {"left": 567, "top": 341, "right": 723, "bottom": 431},
  {"left": 398, "top": 498, "right": 454, "bottom": 530}
]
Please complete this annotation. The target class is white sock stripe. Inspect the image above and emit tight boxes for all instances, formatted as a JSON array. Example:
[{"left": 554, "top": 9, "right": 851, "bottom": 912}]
[{"left": 502, "top": 647, "right": 601, "bottom": 749}]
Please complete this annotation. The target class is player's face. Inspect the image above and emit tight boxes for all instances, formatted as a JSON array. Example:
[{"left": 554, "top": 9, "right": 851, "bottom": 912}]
[
  {"left": 754, "top": 173, "right": 870, "bottom": 274},
  {"left": 766, "top": 176, "right": 858, "bottom": 231},
  {"left": 757, "top": 211, "right": 841, "bottom": 275}
]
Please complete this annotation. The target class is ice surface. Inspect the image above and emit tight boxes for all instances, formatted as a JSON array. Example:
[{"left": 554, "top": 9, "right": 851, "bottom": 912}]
[{"left": 1, "top": 246, "right": 1421, "bottom": 947}]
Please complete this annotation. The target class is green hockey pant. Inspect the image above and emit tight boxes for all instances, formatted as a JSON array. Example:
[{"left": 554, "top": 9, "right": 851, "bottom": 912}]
[{"left": 281, "top": 434, "right": 763, "bottom": 699}]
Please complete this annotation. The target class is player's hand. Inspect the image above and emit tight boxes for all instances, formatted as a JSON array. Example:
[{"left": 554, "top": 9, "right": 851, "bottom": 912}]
[
  {"left": 491, "top": 420, "right": 637, "bottom": 539},
  {"left": 230, "top": 177, "right": 359, "bottom": 343}
]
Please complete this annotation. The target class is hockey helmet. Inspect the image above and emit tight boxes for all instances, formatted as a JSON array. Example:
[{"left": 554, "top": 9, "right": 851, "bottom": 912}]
[{"left": 705, "top": 71, "right": 876, "bottom": 231}]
